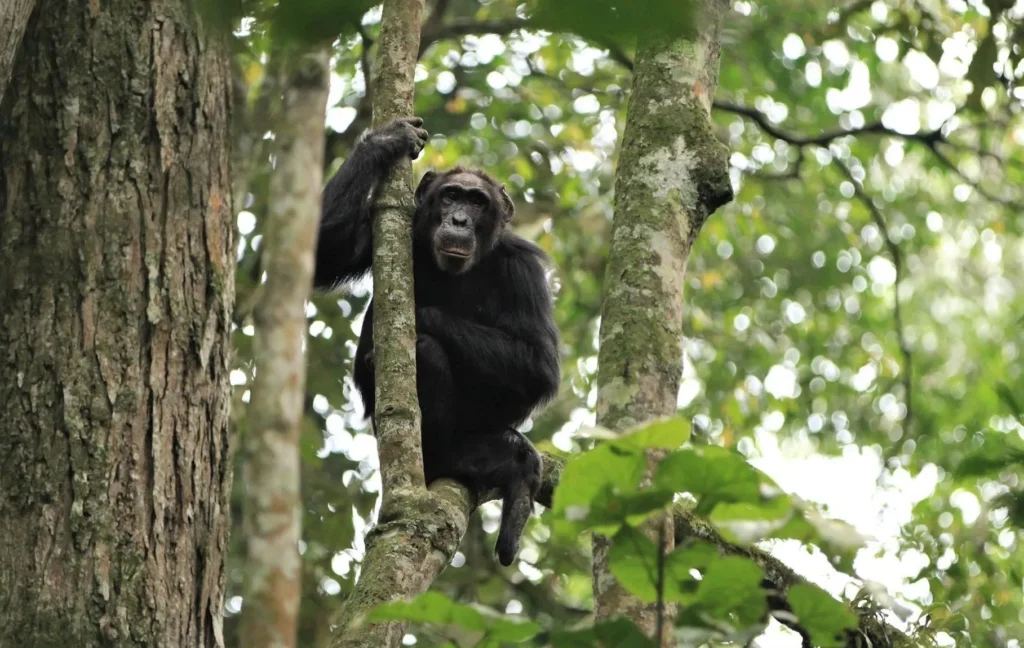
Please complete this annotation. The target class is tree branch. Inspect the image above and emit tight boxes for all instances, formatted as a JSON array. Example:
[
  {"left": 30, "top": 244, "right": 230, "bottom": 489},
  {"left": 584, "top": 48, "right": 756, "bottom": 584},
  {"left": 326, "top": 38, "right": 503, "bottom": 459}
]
[
  {"left": 714, "top": 99, "right": 905, "bottom": 147},
  {"left": 241, "top": 48, "right": 331, "bottom": 647},
  {"left": 419, "top": 18, "right": 532, "bottom": 57},
  {"left": 833, "top": 158, "right": 914, "bottom": 437},
  {"left": 335, "top": 450, "right": 909, "bottom": 647},
  {"left": 671, "top": 506, "right": 909, "bottom": 647},
  {"left": 0, "top": 0, "right": 36, "bottom": 105},
  {"left": 714, "top": 100, "right": 1022, "bottom": 207},
  {"left": 921, "top": 139, "right": 1023, "bottom": 208},
  {"left": 330, "top": 0, "right": 428, "bottom": 645}
]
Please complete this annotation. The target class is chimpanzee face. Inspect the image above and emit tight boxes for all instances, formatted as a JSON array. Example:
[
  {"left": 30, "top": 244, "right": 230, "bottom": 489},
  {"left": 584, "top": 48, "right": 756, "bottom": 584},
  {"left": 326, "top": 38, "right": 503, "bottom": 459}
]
[{"left": 414, "top": 168, "right": 515, "bottom": 275}]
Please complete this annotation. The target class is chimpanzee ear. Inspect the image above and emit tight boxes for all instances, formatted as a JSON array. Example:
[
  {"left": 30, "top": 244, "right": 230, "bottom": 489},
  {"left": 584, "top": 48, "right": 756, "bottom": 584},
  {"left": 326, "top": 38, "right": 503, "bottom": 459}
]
[
  {"left": 499, "top": 184, "right": 515, "bottom": 223},
  {"left": 415, "top": 171, "right": 439, "bottom": 208}
]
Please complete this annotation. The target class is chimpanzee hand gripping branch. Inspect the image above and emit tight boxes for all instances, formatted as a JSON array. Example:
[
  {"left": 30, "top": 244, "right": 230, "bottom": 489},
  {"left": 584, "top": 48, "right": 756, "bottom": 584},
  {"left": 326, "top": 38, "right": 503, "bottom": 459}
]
[{"left": 313, "top": 117, "right": 561, "bottom": 565}]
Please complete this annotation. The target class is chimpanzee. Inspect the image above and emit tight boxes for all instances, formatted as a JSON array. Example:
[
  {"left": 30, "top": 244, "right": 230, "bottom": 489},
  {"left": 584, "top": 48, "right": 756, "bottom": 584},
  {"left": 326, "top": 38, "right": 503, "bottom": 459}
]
[{"left": 314, "top": 117, "right": 560, "bottom": 565}]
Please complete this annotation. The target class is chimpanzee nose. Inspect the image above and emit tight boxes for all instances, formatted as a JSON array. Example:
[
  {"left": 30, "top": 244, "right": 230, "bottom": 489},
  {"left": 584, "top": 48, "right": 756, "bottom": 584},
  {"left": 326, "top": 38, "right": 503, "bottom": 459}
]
[{"left": 452, "top": 213, "right": 468, "bottom": 227}]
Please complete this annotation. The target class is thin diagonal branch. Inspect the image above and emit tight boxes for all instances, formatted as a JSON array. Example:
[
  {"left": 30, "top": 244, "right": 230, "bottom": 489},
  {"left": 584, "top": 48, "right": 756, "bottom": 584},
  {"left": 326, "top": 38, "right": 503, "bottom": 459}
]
[
  {"left": 419, "top": 18, "right": 532, "bottom": 57},
  {"left": 714, "top": 99, "right": 917, "bottom": 147},
  {"left": 923, "top": 140, "right": 1023, "bottom": 208},
  {"left": 715, "top": 100, "right": 1022, "bottom": 207},
  {"left": 833, "top": 158, "right": 913, "bottom": 436}
]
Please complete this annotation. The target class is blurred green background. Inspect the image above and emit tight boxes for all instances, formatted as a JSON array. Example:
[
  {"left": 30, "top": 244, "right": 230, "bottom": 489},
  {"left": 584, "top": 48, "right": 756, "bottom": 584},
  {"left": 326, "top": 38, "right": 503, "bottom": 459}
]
[{"left": 225, "top": 1, "right": 1024, "bottom": 645}]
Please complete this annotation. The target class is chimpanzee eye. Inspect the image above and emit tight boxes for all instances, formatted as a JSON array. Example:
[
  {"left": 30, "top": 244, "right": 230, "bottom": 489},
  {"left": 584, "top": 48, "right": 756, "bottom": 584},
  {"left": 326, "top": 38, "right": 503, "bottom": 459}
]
[{"left": 442, "top": 188, "right": 459, "bottom": 202}]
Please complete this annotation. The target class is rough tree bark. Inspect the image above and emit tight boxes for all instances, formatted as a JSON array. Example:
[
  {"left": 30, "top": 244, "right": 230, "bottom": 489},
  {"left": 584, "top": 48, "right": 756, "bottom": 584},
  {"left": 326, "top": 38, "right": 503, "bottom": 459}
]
[
  {"left": 0, "top": 2, "right": 234, "bottom": 646},
  {"left": 239, "top": 50, "right": 331, "bottom": 648},
  {"left": 592, "top": 1, "right": 733, "bottom": 644},
  {"left": 0, "top": 0, "right": 36, "bottom": 105},
  {"left": 331, "top": 0, "right": 432, "bottom": 645},
  {"left": 368, "top": 0, "right": 426, "bottom": 499}
]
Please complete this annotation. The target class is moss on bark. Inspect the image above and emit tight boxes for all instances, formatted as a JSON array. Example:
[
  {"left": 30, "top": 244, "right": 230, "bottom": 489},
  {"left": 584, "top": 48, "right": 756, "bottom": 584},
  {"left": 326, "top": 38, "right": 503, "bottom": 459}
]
[
  {"left": 592, "top": 1, "right": 733, "bottom": 644},
  {"left": 0, "top": 1, "right": 234, "bottom": 646}
]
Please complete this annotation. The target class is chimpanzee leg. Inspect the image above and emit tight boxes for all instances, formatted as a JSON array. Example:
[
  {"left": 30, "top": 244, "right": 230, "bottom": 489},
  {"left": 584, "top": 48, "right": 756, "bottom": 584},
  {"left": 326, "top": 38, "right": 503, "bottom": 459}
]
[
  {"left": 415, "top": 333, "right": 463, "bottom": 482},
  {"left": 430, "top": 428, "right": 542, "bottom": 566}
]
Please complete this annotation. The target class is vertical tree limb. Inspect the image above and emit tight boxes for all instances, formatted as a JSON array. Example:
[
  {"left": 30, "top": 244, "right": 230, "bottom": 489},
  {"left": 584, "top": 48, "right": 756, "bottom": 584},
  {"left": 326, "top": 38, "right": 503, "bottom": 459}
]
[
  {"left": 0, "top": 0, "right": 36, "bottom": 105},
  {"left": 331, "top": 1, "right": 432, "bottom": 645},
  {"left": 240, "top": 49, "right": 331, "bottom": 648},
  {"left": 592, "top": 1, "right": 733, "bottom": 643},
  {"left": 370, "top": 0, "right": 427, "bottom": 498}
]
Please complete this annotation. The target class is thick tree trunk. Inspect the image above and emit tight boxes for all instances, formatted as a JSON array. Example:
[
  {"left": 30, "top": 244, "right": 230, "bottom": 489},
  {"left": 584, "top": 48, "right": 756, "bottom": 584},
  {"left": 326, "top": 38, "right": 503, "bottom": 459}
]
[
  {"left": 592, "top": 1, "right": 733, "bottom": 644},
  {"left": 0, "top": 2, "right": 235, "bottom": 646},
  {"left": 0, "top": 0, "right": 36, "bottom": 104}
]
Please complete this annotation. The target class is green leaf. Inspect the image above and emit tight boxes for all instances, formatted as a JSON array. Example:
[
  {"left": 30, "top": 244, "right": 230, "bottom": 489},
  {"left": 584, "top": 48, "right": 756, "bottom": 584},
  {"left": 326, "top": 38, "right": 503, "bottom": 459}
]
[
  {"left": 995, "top": 383, "right": 1022, "bottom": 421},
  {"left": 368, "top": 592, "right": 540, "bottom": 643},
  {"left": 578, "top": 486, "right": 675, "bottom": 535},
  {"left": 771, "top": 515, "right": 818, "bottom": 543},
  {"left": 551, "top": 619, "right": 655, "bottom": 648},
  {"left": 693, "top": 557, "right": 767, "bottom": 626},
  {"left": 654, "top": 447, "right": 762, "bottom": 512},
  {"left": 709, "top": 496, "right": 794, "bottom": 544},
  {"left": 552, "top": 443, "right": 648, "bottom": 519},
  {"left": 608, "top": 528, "right": 718, "bottom": 603},
  {"left": 609, "top": 417, "right": 692, "bottom": 452},
  {"left": 607, "top": 526, "right": 662, "bottom": 602},
  {"left": 787, "top": 584, "right": 858, "bottom": 648},
  {"left": 530, "top": 0, "right": 698, "bottom": 47},
  {"left": 954, "top": 434, "right": 1024, "bottom": 478}
]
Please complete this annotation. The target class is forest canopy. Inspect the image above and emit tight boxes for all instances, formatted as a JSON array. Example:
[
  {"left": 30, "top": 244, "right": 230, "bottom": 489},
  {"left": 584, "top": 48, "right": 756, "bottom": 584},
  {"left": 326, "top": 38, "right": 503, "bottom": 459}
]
[{"left": 221, "top": 0, "right": 1024, "bottom": 645}]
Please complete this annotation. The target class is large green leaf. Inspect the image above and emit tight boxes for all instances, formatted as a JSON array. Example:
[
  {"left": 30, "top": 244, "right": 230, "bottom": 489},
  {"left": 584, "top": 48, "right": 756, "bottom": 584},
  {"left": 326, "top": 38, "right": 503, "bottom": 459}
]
[
  {"left": 654, "top": 447, "right": 763, "bottom": 513},
  {"left": 787, "top": 584, "right": 858, "bottom": 648},
  {"left": 692, "top": 556, "right": 767, "bottom": 626},
  {"left": 954, "top": 433, "right": 1024, "bottom": 478},
  {"left": 368, "top": 591, "right": 541, "bottom": 643},
  {"left": 551, "top": 619, "right": 654, "bottom": 648}
]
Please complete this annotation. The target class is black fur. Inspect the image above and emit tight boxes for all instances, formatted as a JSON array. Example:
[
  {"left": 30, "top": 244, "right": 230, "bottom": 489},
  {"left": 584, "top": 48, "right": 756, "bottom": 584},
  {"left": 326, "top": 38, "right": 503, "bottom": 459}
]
[{"left": 315, "top": 117, "right": 561, "bottom": 566}]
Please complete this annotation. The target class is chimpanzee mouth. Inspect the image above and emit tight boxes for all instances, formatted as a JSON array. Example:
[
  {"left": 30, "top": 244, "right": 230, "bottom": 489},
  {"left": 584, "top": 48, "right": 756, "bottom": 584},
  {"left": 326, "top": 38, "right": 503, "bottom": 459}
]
[{"left": 439, "top": 248, "right": 472, "bottom": 258}]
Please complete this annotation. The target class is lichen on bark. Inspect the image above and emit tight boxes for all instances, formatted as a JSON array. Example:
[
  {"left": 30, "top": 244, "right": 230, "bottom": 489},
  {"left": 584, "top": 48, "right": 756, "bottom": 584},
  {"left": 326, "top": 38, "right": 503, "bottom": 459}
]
[
  {"left": 239, "top": 48, "right": 331, "bottom": 648},
  {"left": 0, "top": 0, "right": 36, "bottom": 104},
  {"left": 592, "top": 1, "right": 734, "bottom": 644},
  {"left": 369, "top": 0, "right": 428, "bottom": 499},
  {"left": 330, "top": 0, "right": 434, "bottom": 645},
  {"left": 0, "top": 2, "right": 234, "bottom": 645}
]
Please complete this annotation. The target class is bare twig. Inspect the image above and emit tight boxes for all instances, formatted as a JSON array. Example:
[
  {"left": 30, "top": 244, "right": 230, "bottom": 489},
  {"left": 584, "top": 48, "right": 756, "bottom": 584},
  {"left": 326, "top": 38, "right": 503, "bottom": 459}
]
[
  {"left": 419, "top": 18, "right": 532, "bottom": 57},
  {"left": 922, "top": 140, "right": 1023, "bottom": 208},
  {"left": 714, "top": 99, "right": 917, "bottom": 147},
  {"left": 833, "top": 158, "right": 914, "bottom": 436},
  {"left": 715, "top": 99, "right": 1022, "bottom": 207}
]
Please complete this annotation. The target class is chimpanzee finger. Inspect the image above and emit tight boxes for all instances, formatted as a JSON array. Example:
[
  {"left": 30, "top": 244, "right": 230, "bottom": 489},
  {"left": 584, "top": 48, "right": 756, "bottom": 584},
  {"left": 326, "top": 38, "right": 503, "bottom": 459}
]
[
  {"left": 495, "top": 480, "right": 533, "bottom": 566},
  {"left": 400, "top": 116, "right": 423, "bottom": 127}
]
